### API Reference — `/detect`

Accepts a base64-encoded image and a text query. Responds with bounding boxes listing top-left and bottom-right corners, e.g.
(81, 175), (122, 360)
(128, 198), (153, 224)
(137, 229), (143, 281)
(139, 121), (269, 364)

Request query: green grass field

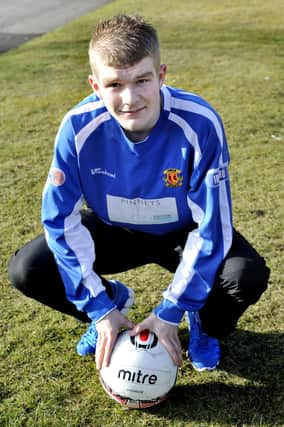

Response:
(0, 0), (283, 426)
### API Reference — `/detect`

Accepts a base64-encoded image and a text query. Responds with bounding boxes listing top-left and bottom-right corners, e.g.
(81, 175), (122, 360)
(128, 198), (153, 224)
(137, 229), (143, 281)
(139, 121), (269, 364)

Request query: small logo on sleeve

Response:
(48, 167), (66, 186)
(163, 168), (183, 187)
(206, 165), (229, 187)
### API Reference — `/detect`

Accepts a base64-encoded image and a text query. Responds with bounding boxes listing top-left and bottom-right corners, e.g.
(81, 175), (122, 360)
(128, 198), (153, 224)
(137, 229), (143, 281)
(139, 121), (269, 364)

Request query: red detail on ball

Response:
(139, 330), (150, 342)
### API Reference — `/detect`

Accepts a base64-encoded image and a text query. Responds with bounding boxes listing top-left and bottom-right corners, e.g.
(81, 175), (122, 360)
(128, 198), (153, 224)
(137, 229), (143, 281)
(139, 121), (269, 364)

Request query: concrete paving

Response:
(0, 0), (111, 52)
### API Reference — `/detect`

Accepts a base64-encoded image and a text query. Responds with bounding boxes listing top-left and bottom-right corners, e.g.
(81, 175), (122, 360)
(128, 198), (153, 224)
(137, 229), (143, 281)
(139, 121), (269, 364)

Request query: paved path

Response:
(0, 0), (111, 52)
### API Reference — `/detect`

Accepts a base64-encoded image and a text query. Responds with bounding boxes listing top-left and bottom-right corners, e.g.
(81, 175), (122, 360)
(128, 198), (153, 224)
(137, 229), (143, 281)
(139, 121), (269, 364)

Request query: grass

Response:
(0, 0), (283, 425)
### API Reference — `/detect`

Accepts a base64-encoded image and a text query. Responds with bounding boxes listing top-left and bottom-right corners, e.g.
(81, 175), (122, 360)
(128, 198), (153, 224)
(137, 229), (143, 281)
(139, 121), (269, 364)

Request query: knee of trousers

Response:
(8, 250), (36, 297)
(222, 255), (270, 305)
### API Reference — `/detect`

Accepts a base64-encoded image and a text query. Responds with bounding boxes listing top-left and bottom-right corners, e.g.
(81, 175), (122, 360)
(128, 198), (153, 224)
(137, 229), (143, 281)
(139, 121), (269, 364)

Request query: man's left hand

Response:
(129, 313), (182, 367)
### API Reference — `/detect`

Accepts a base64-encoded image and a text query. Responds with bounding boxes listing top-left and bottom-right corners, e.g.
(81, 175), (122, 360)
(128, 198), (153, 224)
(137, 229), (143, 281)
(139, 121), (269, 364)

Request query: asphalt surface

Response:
(0, 0), (111, 53)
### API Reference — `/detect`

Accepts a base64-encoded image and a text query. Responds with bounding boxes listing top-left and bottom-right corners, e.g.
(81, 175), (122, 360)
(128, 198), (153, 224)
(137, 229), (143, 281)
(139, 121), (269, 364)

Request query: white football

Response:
(99, 329), (178, 409)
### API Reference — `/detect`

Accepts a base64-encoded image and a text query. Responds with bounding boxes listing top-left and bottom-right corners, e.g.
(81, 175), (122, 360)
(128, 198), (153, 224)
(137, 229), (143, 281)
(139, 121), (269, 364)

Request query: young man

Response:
(8, 14), (269, 371)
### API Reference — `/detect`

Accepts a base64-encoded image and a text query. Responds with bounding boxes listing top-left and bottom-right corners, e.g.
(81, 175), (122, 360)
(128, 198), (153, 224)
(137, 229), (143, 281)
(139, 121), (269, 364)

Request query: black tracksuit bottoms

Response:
(8, 210), (270, 338)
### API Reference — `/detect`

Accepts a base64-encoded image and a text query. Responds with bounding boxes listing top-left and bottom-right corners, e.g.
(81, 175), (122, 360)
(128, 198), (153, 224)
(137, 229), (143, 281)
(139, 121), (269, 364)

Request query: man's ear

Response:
(159, 64), (167, 87)
(88, 74), (100, 97)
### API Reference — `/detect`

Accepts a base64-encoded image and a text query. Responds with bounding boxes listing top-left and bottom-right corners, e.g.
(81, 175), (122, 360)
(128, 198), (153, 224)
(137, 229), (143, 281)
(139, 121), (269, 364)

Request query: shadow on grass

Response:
(150, 329), (284, 426)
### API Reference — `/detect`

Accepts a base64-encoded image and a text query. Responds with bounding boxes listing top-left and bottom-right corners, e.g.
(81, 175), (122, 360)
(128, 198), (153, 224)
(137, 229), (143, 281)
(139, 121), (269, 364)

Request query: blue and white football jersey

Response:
(42, 85), (233, 323)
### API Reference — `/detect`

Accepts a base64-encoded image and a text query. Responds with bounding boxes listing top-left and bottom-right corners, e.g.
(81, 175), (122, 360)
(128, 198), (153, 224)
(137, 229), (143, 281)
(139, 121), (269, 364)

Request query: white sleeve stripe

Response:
(169, 112), (202, 168)
(163, 199), (205, 304)
(54, 100), (105, 148)
(64, 198), (104, 296)
(161, 85), (171, 111)
(171, 97), (225, 150)
(219, 180), (233, 257)
(75, 111), (111, 154)
(70, 100), (105, 116)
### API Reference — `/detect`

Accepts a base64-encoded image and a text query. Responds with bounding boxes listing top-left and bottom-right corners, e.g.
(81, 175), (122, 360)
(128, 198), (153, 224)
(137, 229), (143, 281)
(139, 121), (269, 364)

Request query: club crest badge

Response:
(48, 167), (66, 187)
(163, 168), (183, 187)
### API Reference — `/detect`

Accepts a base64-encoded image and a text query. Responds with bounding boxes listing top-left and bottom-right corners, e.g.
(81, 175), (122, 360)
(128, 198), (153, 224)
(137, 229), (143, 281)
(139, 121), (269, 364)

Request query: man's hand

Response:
(129, 313), (182, 367)
(95, 309), (135, 370)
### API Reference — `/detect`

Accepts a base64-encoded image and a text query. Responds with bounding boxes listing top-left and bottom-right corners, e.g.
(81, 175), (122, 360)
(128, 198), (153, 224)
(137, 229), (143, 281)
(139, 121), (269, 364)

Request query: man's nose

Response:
(121, 86), (137, 105)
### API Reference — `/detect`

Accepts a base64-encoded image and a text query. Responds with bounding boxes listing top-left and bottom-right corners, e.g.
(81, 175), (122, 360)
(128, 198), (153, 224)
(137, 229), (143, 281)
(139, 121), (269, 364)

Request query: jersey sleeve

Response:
(41, 115), (115, 322)
(154, 116), (233, 324)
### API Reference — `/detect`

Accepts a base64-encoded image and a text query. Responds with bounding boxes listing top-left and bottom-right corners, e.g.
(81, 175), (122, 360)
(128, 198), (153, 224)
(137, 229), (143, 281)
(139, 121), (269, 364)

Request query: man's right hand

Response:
(95, 309), (135, 370)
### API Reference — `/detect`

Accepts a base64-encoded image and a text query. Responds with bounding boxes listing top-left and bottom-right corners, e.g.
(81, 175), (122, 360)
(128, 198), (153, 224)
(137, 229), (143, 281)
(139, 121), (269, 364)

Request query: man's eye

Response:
(137, 79), (148, 84)
(108, 82), (121, 88)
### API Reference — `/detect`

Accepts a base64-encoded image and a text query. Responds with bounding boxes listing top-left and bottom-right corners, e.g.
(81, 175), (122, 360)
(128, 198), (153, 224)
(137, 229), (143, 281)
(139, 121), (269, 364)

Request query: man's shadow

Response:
(149, 329), (284, 426)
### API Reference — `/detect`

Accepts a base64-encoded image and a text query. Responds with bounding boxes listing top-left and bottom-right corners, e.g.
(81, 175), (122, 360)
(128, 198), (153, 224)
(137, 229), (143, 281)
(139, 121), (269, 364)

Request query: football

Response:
(99, 329), (178, 409)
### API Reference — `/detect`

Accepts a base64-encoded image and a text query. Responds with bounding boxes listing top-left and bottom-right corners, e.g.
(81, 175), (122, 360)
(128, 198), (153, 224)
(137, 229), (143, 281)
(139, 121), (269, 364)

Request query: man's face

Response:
(89, 56), (167, 141)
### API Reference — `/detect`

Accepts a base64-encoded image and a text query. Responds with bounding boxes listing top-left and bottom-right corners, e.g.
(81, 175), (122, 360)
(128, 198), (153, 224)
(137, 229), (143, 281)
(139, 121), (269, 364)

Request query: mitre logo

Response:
(163, 168), (183, 187)
(117, 369), (158, 385)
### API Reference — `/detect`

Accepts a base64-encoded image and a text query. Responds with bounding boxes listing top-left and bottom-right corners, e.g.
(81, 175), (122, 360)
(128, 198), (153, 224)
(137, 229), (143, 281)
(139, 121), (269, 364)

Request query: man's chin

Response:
(119, 120), (143, 132)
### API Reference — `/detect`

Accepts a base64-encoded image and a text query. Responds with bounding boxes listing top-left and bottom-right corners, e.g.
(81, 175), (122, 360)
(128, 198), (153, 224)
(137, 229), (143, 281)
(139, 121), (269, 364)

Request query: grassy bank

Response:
(0, 0), (283, 425)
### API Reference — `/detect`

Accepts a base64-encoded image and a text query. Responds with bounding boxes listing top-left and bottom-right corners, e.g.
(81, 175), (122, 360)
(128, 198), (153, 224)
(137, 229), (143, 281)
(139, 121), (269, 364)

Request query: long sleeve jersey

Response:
(42, 85), (233, 324)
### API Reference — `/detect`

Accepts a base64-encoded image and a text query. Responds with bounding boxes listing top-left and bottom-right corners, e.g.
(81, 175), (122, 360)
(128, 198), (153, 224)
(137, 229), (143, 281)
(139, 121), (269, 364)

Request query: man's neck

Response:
(123, 129), (150, 142)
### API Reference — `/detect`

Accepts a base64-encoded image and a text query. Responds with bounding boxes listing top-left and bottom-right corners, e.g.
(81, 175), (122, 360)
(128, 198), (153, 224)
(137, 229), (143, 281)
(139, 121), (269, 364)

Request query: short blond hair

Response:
(89, 14), (160, 75)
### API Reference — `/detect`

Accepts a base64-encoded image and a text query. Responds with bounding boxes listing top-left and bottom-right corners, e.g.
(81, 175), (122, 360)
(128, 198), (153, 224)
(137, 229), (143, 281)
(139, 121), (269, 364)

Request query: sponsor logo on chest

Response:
(91, 168), (116, 179)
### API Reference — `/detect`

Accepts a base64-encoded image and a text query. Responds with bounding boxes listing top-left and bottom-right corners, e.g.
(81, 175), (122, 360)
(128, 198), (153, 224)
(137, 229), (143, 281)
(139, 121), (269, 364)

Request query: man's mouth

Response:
(120, 106), (145, 114)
